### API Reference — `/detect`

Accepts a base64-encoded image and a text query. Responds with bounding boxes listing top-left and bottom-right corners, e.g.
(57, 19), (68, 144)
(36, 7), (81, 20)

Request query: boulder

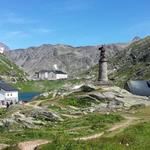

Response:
(107, 99), (124, 109)
(80, 85), (96, 92)
(89, 92), (106, 101)
(103, 92), (115, 99)
(31, 110), (63, 122)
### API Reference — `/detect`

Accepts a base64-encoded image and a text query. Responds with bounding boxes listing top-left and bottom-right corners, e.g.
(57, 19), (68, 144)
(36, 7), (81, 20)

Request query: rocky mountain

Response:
(109, 36), (150, 86)
(77, 36), (150, 87)
(6, 43), (128, 77)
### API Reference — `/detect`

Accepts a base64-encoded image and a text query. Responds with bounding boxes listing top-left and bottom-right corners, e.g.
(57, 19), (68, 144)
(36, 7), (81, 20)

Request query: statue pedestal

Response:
(95, 80), (112, 86)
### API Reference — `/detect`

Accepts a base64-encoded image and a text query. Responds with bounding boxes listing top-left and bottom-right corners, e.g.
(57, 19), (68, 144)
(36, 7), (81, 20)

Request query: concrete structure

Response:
(35, 70), (68, 80)
(0, 81), (18, 107)
(98, 45), (109, 85)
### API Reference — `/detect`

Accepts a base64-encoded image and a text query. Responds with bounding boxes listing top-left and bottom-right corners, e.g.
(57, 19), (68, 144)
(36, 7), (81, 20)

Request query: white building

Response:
(36, 70), (68, 80)
(0, 81), (18, 107)
(0, 47), (4, 54)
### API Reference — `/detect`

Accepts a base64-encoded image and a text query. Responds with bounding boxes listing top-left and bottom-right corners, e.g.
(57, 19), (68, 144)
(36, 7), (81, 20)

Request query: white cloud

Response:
(33, 28), (54, 34)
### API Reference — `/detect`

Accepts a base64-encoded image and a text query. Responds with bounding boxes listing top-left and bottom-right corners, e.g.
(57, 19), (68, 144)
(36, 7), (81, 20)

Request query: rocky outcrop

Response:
(0, 107), (62, 129)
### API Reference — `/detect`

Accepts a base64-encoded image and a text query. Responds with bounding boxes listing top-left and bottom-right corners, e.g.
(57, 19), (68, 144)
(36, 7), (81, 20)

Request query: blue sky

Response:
(0, 0), (150, 49)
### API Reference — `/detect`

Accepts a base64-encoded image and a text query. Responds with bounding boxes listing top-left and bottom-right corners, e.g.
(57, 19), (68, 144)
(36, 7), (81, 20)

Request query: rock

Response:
(71, 84), (84, 90)
(80, 85), (96, 92)
(130, 103), (145, 110)
(89, 90), (119, 101)
(89, 92), (106, 101)
(17, 117), (45, 128)
(107, 99), (124, 109)
(31, 110), (63, 122)
(85, 103), (108, 113)
(103, 92), (115, 99)
(2, 118), (17, 128)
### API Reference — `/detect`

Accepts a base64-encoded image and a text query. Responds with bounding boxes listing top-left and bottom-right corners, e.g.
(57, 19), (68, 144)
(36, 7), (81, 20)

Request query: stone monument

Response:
(98, 45), (109, 85)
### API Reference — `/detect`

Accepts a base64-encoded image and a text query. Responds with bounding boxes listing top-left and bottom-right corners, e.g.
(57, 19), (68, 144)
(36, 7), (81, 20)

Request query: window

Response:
(7, 93), (9, 96)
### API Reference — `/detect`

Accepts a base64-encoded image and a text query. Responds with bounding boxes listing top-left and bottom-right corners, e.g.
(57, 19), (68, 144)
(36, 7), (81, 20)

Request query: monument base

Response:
(95, 80), (112, 86)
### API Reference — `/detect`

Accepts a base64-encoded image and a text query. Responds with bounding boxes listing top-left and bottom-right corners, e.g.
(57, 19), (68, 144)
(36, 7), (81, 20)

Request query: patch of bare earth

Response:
(18, 140), (50, 150)
(74, 132), (104, 141)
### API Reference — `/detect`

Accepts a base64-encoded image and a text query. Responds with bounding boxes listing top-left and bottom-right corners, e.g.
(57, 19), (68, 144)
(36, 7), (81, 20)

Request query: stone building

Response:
(35, 70), (68, 80)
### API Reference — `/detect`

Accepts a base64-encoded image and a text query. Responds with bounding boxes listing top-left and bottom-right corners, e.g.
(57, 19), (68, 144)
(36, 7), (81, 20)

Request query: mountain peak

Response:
(0, 42), (10, 53)
(132, 36), (141, 42)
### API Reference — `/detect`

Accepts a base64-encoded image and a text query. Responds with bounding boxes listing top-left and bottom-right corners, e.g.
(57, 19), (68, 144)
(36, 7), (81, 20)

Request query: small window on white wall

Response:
(7, 93), (9, 96)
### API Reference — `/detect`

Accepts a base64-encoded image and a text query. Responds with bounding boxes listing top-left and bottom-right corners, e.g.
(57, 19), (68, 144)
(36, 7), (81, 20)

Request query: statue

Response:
(98, 45), (109, 85)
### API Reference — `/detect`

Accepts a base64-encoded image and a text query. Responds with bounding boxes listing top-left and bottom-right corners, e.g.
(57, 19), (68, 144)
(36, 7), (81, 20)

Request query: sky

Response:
(0, 0), (150, 49)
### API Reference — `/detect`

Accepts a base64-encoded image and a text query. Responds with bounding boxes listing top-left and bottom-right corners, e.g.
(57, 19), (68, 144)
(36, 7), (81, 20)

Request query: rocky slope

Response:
(79, 36), (150, 86)
(0, 54), (26, 82)
(109, 36), (150, 86)
(6, 43), (128, 77)
(1, 84), (149, 131)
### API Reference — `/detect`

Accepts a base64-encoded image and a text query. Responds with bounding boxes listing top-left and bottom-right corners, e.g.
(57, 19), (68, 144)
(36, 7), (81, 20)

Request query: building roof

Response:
(126, 80), (150, 96)
(0, 81), (18, 92)
(54, 70), (67, 74)
(37, 70), (67, 74)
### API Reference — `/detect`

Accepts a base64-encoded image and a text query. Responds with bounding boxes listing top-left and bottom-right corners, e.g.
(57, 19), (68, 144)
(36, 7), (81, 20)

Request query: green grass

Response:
(12, 78), (84, 92)
(39, 121), (150, 150)
(0, 113), (123, 145)
(0, 108), (7, 117)
(60, 95), (95, 108)
(12, 80), (65, 92)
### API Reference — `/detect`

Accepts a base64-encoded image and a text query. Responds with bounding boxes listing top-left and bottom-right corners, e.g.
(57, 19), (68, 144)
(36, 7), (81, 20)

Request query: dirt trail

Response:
(105, 116), (139, 137)
(26, 98), (65, 110)
(74, 116), (139, 141)
(18, 140), (50, 150)
(107, 116), (137, 132)
(61, 114), (80, 118)
(25, 99), (47, 107)
(74, 132), (104, 141)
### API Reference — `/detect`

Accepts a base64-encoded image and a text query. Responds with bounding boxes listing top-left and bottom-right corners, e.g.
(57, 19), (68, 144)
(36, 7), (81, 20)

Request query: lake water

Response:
(19, 92), (41, 102)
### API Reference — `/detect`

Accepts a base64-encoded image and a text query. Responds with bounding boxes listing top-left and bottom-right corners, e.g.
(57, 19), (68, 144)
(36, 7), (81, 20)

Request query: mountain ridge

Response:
(6, 42), (129, 77)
